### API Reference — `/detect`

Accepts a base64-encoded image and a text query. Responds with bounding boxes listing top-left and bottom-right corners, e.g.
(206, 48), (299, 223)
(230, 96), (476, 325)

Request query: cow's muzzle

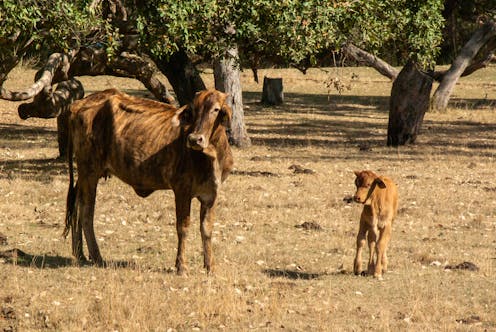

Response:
(187, 133), (208, 150)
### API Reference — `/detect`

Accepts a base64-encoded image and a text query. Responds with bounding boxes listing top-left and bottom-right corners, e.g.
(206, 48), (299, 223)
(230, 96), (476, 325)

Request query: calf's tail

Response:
(62, 128), (77, 238)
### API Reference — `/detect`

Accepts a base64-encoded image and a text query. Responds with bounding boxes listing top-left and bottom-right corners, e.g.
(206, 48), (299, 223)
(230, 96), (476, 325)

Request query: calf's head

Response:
(173, 89), (232, 151)
(353, 170), (386, 204)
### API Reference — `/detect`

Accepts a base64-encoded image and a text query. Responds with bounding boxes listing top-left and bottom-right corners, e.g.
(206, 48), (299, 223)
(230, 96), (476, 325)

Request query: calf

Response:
(62, 89), (233, 275)
(352, 170), (398, 279)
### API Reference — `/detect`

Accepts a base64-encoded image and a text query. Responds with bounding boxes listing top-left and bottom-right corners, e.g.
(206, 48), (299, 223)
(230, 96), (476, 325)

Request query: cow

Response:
(352, 170), (398, 279)
(62, 88), (233, 275)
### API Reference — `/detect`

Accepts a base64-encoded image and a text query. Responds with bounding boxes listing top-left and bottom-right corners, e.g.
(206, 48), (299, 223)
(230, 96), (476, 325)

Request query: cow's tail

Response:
(62, 128), (77, 238)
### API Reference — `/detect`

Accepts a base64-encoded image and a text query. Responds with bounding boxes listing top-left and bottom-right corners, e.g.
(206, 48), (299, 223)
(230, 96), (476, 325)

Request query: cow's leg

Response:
(79, 178), (103, 266)
(71, 184), (86, 263)
(199, 198), (216, 273)
(353, 218), (367, 275)
(174, 192), (192, 275)
(367, 226), (378, 276)
(374, 223), (392, 278)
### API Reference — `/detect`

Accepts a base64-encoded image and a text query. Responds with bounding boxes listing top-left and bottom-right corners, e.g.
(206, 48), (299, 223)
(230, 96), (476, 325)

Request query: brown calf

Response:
(63, 89), (233, 275)
(352, 170), (398, 279)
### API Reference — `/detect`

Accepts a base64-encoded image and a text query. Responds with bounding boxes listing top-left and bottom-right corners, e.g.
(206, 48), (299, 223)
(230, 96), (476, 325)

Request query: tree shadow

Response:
(0, 248), (73, 268)
(263, 268), (323, 280)
(0, 123), (57, 147)
(0, 248), (158, 271)
(241, 91), (496, 158)
(0, 157), (67, 182)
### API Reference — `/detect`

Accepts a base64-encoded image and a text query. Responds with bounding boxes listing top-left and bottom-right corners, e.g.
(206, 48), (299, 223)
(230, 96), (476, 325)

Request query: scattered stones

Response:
(288, 164), (315, 174)
(343, 195), (354, 204)
(295, 221), (322, 231)
(456, 315), (481, 325)
(445, 261), (479, 271)
(0, 232), (7, 246)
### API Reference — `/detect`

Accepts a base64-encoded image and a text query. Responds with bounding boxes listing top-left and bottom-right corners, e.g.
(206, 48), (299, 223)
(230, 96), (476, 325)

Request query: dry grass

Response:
(1, 65), (495, 331)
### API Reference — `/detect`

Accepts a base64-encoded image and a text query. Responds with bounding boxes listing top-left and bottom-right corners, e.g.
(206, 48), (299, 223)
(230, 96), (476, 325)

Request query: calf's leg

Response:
(174, 192), (192, 275)
(200, 199), (216, 273)
(353, 218), (367, 275)
(374, 223), (392, 278)
(367, 226), (378, 276)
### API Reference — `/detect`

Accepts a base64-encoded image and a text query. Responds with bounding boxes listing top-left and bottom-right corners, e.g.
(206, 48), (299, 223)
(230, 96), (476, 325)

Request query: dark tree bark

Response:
(153, 49), (206, 105)
(261, 77), (284, 105)
(432, 20), (496, 111)
(387, 61), (433, 146)
(214, 46), (251, 148)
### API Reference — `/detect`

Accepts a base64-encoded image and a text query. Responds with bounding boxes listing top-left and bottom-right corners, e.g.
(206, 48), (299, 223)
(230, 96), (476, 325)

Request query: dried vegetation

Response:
(0, 65), (495, 331)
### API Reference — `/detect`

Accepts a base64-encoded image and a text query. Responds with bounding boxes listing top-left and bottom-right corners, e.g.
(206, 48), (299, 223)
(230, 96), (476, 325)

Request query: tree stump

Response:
(261, 77), (283, 105)
(387, 61), (433, 146)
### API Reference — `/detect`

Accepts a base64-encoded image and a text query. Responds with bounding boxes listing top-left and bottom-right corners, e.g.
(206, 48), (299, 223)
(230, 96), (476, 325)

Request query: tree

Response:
(343, 1), (496, 144)
(4, 0), (480, 150)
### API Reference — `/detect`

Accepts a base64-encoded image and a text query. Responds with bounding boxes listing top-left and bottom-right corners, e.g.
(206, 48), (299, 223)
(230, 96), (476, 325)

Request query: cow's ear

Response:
(375, 178), (386, 189)
(353, 170), (361, 177)
(172, 104), (192, 127)
(220, 102), (232, 127)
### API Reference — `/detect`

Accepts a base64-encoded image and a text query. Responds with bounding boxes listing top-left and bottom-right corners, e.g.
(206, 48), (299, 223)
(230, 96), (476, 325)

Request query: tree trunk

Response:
(214, 46), (251, 148)
(154, 49), (206, 105)
(432, 20), (496, 111)
(387, 61), (433, 146)
(261, 77), (284, 105)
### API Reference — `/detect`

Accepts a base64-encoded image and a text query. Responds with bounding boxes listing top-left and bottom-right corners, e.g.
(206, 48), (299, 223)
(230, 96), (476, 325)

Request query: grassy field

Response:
(0, 65), (495, 331)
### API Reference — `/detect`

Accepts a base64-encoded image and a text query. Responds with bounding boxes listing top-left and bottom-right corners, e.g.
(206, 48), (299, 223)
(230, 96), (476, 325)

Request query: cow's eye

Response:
(213, 107), (220, 113)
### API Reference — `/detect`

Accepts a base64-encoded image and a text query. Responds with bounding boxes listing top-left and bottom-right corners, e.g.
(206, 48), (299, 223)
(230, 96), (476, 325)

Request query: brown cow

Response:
(352, 170), (398, 279)
(62, 88), (233, 275)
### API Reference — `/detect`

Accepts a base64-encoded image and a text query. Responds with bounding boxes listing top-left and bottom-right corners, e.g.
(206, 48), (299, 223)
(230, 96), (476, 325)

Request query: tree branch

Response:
(18, 79), (84, 119)
(341, 43), (399, 80)
(432, 37), (496, 81)
(0, 53), (70, 101)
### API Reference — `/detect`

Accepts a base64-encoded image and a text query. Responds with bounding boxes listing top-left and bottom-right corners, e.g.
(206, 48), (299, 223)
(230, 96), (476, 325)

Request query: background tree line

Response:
(0, 0), (494, 152)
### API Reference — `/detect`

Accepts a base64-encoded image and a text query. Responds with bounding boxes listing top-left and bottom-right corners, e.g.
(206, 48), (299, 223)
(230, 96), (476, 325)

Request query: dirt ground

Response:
(0, 65), (495, 331)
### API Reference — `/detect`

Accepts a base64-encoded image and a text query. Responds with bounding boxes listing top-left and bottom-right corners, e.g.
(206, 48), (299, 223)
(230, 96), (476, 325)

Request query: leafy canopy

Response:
(134, 0), (445, 68)
(1, 0), (445, 69)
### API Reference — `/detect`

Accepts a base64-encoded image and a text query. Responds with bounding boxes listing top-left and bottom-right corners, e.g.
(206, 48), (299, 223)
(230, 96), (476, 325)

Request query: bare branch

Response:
(342, 43), (399, 80)
(111, 52), (175, 104)
(432, 37), (496, 81)
(18, 79), (84, 119)
(0, 53), (70, 101)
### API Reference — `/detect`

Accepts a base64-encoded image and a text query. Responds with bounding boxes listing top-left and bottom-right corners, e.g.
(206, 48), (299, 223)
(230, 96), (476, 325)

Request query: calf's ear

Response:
(353, 170), (361, 177)
(172, 104), (192, 127)
(375, 178), (387, 189)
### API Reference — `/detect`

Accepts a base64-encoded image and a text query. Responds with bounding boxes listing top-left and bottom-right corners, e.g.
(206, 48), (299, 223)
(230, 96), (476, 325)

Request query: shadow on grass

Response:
(263, 268), (323, 280)
(0, 248), (155, 271)
(0, 157), (66, 182)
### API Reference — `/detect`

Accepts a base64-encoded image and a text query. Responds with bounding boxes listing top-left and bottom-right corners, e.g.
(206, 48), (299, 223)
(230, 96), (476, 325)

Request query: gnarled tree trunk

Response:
(214, 46), (251, 148)
(154, 49), (206, 106)
(387, 61), (433, 146)
(432, 20), (496, 111)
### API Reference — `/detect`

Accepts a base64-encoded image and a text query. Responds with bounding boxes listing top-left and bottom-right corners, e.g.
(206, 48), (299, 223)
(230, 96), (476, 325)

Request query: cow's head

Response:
(353, 170), (386, 204)
(173, 89), (232, 151)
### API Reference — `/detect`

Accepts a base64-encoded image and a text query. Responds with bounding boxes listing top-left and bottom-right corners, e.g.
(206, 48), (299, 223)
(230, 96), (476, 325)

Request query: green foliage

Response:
(345, 0), (445, 68)
(134, 0), (445, 69)
(0, 0), (101, 57)
(0, 0), (448, 70)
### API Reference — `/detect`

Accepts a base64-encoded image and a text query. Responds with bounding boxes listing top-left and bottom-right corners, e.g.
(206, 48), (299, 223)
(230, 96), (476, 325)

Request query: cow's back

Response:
(69, 90), (183, 190)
